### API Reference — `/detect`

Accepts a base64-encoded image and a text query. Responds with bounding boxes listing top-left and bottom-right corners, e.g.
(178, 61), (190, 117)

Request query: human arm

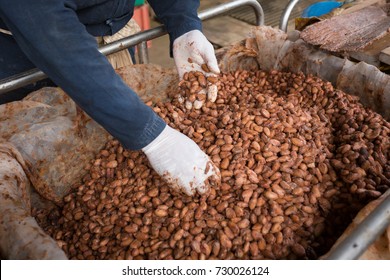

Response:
(0, 0), (165, 150)
(0, 0), (219, 194)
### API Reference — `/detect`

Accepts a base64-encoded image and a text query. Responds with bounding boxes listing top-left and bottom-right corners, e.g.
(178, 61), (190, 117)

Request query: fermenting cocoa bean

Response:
(38, 69), (389, 261)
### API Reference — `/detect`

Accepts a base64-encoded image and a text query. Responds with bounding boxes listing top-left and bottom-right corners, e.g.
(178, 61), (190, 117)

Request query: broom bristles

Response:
(97, 19), (142, 69)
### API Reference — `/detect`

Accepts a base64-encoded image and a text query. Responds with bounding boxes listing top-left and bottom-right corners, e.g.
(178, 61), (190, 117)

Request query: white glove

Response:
(142, 125), (220, 195)
(173, 30), (220, 79)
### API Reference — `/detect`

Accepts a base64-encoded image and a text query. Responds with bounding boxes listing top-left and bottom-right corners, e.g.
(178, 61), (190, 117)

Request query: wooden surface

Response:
(300, 6), (390, 52)
(350, 33), (390, 66)
(342, 0), (386, 14)
(203, 16), (254, 47)
(379, 47), (390, 65)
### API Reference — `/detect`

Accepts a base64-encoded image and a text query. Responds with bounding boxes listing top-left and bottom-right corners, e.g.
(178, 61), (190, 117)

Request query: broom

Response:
(96, 19), (141, 69)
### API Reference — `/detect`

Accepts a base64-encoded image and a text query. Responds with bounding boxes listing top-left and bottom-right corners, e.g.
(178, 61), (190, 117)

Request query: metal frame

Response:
(0, 0), (264, 94)
(279, 0), (300, 32)
(279, 0), (357, 32)
(325, 194), (390, 260)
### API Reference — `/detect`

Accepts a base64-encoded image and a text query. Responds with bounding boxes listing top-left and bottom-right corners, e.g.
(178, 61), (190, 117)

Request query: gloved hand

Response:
(173, 30), (220, 78)
(142, 125), (221, 195)
(173, 30), (220, 106)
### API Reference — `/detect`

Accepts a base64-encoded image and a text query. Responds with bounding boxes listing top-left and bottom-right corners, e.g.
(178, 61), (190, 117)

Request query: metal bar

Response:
(0, 0), (264, 94)
(137, 41), (149, 64)
(279, 0), (300, 32)
(0, 28), (12, 35)
(0, 69), (47, 94)
(98, 27), (166, 58)
(325, 194), (390, 260)
(199, 0), (264, 26)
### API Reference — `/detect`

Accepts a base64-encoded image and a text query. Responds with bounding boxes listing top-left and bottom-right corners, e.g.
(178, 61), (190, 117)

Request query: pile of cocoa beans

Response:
(37, 70), (390, 260)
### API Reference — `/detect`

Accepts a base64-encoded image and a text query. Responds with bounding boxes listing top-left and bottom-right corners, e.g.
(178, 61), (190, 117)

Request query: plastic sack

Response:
(0, 87), (111, 205)
(0, 143), (67, 259)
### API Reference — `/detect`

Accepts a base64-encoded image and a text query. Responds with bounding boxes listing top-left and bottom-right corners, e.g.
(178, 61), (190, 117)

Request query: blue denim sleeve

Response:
(0, 0), (165, 150)
(147, 0), (202, 55)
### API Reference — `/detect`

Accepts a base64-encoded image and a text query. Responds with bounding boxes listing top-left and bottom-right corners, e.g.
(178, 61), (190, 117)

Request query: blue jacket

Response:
(0, 0), (202, 149)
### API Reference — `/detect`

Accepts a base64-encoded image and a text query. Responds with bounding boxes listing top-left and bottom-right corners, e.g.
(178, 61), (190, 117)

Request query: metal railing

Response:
(325, 194), (390, 260)
(0, 0), (264, 95)
(279, 0), (300, 32)
(279, 0), (356, 32)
